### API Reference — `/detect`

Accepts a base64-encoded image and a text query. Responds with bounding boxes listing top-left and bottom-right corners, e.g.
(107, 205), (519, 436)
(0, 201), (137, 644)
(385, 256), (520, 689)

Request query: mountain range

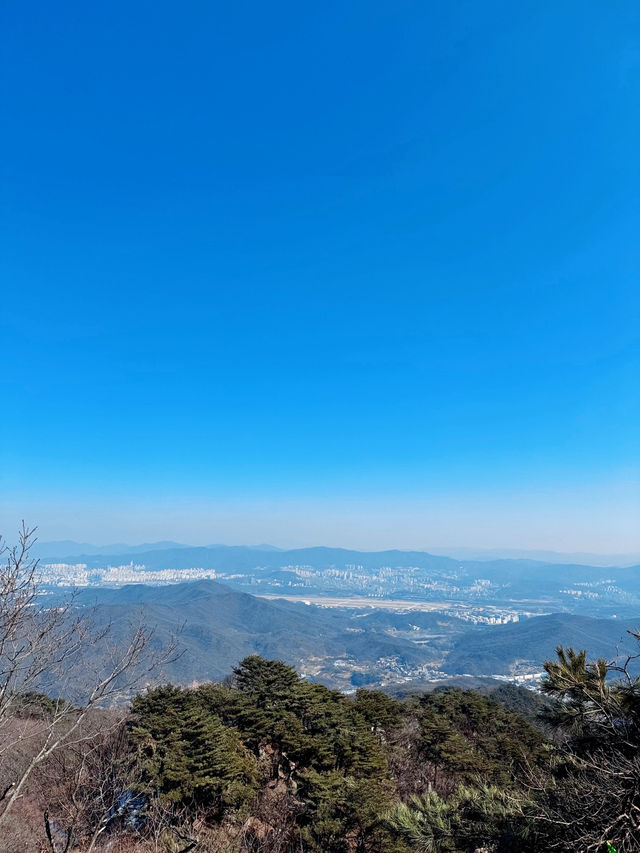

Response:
(36, 542), (640, 585)
(36, 541), (640, 626)
(34, 540), (640, 569)
(68, 579), (640, 691)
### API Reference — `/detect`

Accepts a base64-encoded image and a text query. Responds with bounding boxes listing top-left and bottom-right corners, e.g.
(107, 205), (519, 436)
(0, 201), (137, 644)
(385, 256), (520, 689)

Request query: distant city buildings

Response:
(40, 561), (218, 586)
(40, 560), (528, 627)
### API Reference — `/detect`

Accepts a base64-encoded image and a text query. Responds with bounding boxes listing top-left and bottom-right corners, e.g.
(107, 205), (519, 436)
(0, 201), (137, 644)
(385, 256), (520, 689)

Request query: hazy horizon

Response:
(6, 486), (639, 558)
(24, 532), (640, 569)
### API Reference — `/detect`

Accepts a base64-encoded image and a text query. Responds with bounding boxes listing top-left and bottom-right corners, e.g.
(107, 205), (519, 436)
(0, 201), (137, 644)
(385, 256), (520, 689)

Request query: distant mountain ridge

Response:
(33, 540), (283, 559)
(40, 544), (461, 572)
(430, 546), (640, 568)
(35, 542), (640, 628)
(33, 540), (190, 558)
(35, 541), (638, 574)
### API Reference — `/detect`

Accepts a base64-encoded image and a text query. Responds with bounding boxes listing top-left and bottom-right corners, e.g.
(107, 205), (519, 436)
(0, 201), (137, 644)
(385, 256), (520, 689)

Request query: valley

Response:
(58, 573), (640, 694)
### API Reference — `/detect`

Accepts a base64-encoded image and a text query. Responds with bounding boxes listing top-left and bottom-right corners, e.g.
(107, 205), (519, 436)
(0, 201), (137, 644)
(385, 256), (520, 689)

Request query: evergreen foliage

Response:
(17, 641), (640, 852)
(529, 638), (640, 851)
(128, 657), (556, 852)
(132, 658), (405, 851)
(415, 689), (549, 790)
(131, 685), (257, 813)
(390, 783), (535, 853)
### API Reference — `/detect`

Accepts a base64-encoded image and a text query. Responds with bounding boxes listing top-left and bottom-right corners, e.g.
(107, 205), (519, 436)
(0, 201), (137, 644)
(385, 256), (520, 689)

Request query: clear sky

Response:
(1, 1), (639, 552)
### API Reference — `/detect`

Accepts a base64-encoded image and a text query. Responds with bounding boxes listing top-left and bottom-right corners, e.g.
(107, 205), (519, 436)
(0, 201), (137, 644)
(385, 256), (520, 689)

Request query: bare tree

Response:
(0, 524), (179, 832)
(239, 791), (305, 853)
(138, 799), (203, 853)
(33, 711), (139, 853)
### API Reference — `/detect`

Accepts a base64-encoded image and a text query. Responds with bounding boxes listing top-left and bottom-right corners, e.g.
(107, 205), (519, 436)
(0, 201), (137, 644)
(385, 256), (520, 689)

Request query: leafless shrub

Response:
(0, 524), (179, 832)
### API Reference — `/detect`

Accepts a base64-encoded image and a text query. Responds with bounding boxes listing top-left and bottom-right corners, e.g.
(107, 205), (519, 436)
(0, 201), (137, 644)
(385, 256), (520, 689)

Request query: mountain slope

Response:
(74, 580), (434, 685)
(445, 613), (640, 675)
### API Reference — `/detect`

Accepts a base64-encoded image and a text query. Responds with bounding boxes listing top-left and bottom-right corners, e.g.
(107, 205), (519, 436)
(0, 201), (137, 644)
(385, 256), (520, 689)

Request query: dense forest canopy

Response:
(1, 645), (639, 852)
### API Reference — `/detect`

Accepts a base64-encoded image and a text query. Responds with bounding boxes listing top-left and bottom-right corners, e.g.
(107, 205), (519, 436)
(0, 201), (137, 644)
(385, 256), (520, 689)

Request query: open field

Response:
(254, 593), (463, 611)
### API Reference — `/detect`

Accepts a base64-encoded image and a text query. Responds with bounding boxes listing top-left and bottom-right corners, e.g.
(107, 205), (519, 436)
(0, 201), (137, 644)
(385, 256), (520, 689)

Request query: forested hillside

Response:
(2, 647), (639, 852)
(66, 580), (640, 690)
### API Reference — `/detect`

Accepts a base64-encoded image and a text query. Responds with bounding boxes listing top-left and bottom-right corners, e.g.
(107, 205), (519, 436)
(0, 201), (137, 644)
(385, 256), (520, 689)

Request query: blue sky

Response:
(1, 1), (638, 551)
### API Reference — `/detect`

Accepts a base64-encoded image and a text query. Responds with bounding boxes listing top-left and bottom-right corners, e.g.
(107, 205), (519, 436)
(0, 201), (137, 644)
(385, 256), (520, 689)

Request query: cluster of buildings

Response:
(40, 561), (219, 586)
